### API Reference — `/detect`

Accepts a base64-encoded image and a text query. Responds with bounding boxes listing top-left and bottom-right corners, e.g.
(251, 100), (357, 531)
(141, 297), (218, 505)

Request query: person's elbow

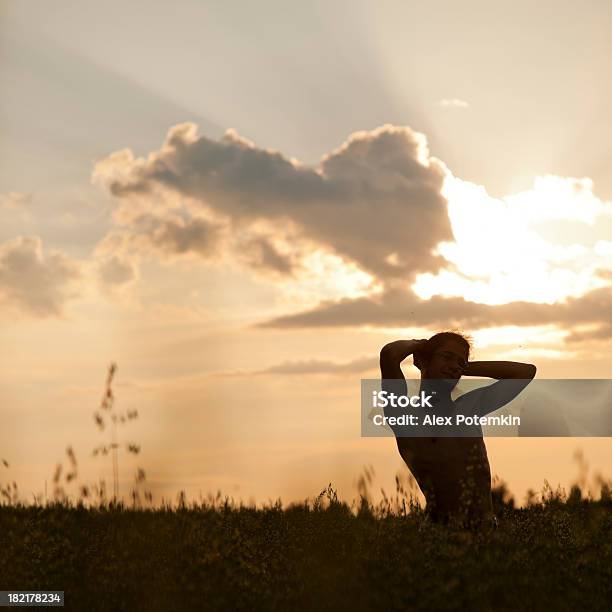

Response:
(523, 363), (537, 379)
(380, 343), (399, 363)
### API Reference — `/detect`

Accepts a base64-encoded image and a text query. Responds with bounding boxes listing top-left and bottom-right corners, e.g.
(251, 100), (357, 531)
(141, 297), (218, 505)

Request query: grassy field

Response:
(1, 483), (610, 611)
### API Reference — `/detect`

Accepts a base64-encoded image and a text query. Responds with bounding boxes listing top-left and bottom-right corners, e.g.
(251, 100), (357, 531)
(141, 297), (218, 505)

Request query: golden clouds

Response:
(0, 236), (81, 317)
(93, 122), (453, 284)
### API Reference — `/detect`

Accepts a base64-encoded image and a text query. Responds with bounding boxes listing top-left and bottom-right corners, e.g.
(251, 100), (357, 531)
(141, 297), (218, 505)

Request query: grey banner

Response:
(361, 379), (612, 437)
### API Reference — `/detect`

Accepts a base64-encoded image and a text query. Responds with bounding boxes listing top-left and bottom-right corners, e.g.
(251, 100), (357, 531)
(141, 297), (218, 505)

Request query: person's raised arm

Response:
(379, 339), (426, 397)
(379, 340), (426, 432)
(458, 360), (537, 417)
(463, 361), (536, 380)
(379, 339), (427, 377)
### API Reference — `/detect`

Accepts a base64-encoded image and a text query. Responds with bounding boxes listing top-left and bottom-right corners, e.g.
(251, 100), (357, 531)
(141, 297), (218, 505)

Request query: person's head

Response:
(414, 331), (471, 387)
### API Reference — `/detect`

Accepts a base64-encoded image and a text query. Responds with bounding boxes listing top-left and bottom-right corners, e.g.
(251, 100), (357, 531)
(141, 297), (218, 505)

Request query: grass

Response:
(0, 483), (610, 611)
(2, 365), (610, 609)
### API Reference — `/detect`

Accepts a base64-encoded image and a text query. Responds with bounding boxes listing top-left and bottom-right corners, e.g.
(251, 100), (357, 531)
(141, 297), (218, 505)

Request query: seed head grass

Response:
(1, 365), (610, 609)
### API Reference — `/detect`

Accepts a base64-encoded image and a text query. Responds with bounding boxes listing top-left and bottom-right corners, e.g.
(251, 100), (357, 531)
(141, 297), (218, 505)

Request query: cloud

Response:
(234, 233), (302, 278)
(93, 122), (453, 283)
(257, 284), (612, 342)
(141, 215), (224, 259)
(595, 268), (612, 280)
(94, 210), (226, 265)
(220, 355), (378, 376)
(0, 192), (31, 209)
(437, 98), (469, 108)
(565, 324), (612, 343)
(92, 122), (612, 340)
(0, 236), (81, 317)
(256, 286), (538, 329)
(96, 254), (136, 288)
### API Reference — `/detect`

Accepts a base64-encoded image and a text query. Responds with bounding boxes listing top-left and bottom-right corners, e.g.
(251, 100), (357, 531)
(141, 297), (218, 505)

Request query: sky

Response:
(1, 0), (611, 506)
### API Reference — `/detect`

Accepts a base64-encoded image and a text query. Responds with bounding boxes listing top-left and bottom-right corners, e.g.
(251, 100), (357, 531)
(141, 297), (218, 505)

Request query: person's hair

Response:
(414, 331), (472, 370)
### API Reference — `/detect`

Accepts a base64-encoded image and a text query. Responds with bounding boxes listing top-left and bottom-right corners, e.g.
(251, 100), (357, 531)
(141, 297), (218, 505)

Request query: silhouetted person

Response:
(379, 332), (536, 526)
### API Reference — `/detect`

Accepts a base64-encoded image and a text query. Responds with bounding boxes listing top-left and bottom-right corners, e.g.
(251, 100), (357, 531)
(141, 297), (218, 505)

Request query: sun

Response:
(412, 173), (610, 306)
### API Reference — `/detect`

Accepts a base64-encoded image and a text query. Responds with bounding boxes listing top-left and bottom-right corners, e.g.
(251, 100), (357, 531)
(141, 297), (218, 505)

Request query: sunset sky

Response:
(1, 1), (611, 505)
